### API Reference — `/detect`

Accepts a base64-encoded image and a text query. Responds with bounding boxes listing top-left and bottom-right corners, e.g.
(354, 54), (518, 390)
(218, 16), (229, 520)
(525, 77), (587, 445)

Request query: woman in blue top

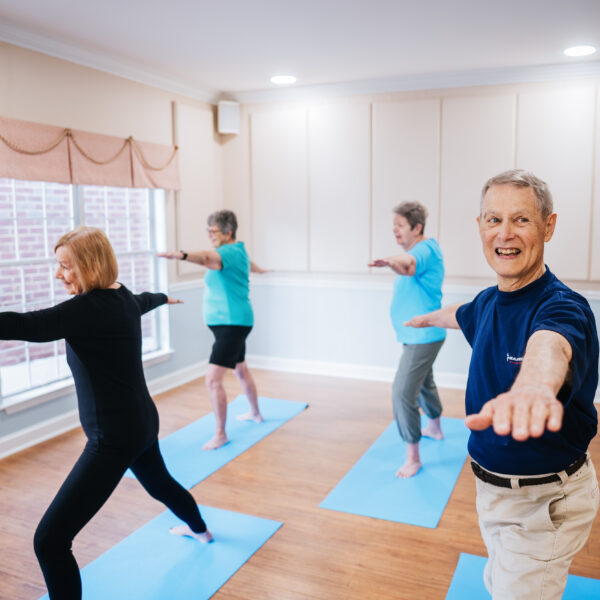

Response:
(370, 202), (446, 478)
(0, 227), (211, 600)
(159, 210), (266, 450)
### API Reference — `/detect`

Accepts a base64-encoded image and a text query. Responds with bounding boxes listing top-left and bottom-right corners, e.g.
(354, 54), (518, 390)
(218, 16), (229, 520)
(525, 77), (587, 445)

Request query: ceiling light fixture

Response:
(563, 45), (596, 57)
(270, 75), (297, 85)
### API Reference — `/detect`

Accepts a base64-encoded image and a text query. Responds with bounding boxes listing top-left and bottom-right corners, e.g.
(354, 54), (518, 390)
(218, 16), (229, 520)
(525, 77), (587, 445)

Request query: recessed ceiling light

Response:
(270, 75), (297, 85)
(564, 45), (596, 57)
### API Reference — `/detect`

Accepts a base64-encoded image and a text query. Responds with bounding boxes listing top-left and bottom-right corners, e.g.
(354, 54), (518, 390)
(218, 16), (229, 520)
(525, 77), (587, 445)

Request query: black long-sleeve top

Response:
(0, 286), (168, 447)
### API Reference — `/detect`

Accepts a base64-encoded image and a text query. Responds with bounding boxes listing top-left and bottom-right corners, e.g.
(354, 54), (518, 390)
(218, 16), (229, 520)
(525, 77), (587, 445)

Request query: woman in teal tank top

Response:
(158, 210), (268, 450)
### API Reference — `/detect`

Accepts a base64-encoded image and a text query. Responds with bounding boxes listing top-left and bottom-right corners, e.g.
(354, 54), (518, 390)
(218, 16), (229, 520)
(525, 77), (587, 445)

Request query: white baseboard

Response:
(247, 353), (468, 389)
(0, 360), (209, 460)
(0, 409), (80, 460)
(146, 360), (208, 396)
(247, 354), (396, 382)
(434, 372), (469, 390)
(248, 355), (600, 403)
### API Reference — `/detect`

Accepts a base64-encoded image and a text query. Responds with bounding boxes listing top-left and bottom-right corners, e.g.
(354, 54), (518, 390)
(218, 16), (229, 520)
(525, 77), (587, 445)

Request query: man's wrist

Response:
(510, 381), (556, 396)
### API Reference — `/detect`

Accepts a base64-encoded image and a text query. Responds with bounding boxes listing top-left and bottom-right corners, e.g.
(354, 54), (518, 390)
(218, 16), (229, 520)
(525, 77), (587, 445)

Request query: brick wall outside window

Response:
(0, 179), (166, 400)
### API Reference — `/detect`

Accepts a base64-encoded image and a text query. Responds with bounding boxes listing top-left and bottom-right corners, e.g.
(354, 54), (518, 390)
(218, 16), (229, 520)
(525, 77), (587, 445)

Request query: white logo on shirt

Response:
(506, 353), (523, 365)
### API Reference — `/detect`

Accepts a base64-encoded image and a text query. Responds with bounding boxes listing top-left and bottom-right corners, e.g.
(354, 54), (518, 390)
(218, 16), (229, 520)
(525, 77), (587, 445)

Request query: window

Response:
(0, 178), (168, 405)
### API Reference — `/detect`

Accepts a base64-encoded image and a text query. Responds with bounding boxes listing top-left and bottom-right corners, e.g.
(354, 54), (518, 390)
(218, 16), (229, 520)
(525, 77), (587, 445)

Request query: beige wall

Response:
(0, 42), (176, 143)
(0, 42), (222, 285)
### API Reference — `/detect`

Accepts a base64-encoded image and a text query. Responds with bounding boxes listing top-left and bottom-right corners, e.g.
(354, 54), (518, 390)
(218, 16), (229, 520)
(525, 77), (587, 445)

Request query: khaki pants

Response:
(475, 455), (599, 600)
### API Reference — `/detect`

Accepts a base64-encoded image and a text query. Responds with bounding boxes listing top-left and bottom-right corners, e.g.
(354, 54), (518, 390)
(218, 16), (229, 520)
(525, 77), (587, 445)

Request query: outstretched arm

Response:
(134, 292), (169, 315)
(404, 302), (462, 330)
(250, 261), (271, 274)
(369, 254), (416, 276)
(465, 330), (570, 440)
(133, 293), (182, 314)
(157, 250), (222, 270)
(0, 303), (74, 342)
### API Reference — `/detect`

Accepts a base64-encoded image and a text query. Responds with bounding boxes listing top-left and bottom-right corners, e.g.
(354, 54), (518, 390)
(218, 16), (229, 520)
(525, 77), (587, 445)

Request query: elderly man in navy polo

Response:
(406, 169), (599, 600)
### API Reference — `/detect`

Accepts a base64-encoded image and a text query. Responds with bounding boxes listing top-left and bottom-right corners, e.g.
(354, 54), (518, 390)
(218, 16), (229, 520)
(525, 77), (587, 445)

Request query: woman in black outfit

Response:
(0, 227), (211, 600)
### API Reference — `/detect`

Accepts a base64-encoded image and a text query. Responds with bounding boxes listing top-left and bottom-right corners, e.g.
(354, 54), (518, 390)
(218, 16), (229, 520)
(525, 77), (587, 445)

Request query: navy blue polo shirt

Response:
(456, 268), (598, 475)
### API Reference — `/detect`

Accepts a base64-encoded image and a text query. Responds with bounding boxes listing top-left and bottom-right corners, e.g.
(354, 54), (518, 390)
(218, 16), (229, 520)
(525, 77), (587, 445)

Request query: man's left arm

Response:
(465, 330), (571, 441)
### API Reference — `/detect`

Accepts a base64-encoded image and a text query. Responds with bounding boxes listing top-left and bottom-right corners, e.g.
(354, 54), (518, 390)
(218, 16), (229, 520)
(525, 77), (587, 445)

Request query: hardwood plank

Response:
(1, 370), (598, 599)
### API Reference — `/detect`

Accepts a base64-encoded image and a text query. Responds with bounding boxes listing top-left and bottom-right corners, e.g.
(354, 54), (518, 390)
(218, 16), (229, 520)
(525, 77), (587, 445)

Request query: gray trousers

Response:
(392, 340), (444, 444)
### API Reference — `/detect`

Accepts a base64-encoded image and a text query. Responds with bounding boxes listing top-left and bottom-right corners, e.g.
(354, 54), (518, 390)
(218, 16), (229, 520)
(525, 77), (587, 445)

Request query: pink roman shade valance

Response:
(0, 116), (180, 190)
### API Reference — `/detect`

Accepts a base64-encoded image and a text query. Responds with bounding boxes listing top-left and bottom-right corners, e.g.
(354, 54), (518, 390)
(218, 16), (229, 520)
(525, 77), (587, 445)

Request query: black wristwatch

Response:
(180, 251), (188, 261)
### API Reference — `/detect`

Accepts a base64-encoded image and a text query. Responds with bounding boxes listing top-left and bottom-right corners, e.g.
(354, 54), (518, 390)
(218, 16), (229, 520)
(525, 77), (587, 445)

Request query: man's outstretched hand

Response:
(465, 383), (563, 441)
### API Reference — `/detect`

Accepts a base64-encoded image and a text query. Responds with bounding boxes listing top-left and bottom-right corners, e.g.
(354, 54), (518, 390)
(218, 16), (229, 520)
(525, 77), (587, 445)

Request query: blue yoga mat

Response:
(126, 396), (308, 489)
(320, 416), (469, 528)
(446, 553), (600, 599)
(39, 505), (282, 600)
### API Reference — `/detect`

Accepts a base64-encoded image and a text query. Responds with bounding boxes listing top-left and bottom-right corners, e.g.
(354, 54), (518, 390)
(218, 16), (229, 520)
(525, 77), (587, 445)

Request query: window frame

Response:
(0, 180), (172, 413)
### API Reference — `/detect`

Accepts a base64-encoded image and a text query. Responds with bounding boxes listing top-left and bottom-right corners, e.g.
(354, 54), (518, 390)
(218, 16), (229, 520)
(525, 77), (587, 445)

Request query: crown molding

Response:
(0, 22), (220, 103)
(229, 60), (600, 105)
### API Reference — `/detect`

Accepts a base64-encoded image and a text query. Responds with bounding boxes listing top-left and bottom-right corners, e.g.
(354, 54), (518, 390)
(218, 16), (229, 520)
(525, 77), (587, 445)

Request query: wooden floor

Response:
(1, 370), (599, 600)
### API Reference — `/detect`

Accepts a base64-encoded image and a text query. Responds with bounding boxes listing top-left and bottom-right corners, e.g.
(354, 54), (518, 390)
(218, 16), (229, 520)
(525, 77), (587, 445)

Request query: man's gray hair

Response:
(207, 210), (238, 239)
(481, 169), (553, 219)
(393, 201), (428, 234)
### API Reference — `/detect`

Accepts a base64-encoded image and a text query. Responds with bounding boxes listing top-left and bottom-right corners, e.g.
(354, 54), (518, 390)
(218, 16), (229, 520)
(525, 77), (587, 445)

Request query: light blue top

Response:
(203, 241), (254, 326)
(390, 238), (446, 344)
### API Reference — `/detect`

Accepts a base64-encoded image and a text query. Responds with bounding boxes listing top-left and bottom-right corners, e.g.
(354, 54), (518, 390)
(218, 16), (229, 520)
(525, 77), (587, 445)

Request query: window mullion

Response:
(73, 185), (83, 226)
(103, 186), (109, 234)
(22, 259), (32, 391)
(11, 180), (20, 259)
(41, 182), (49, 258)
(126, 188), (132, 251)
(149, 190), (158, 290)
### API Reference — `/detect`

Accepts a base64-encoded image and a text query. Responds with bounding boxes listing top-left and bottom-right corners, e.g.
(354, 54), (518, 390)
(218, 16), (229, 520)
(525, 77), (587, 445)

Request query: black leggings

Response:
(33, 438), (206, 600)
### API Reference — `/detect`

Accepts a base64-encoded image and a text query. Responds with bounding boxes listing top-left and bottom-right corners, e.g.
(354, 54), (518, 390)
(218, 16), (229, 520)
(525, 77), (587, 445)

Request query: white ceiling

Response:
(0, 0), (599, 103)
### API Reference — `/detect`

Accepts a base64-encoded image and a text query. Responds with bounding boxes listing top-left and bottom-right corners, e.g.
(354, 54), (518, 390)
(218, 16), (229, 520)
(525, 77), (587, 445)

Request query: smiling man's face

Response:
(477, 183), (557, 292)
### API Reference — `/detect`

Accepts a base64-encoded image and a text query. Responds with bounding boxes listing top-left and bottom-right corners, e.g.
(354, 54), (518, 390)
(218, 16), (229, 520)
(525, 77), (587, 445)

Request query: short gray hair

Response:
(481, 169), (553, 219)
(207, 210), (238, 239)
(394, 201), (428, 234)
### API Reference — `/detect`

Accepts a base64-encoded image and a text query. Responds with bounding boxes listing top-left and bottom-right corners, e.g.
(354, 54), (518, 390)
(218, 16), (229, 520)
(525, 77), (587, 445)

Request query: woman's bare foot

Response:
(202, 434), (229, 450)
(169, 524), (213, 543)
(421, 417), (444, 440)
(235, 411), (264, 423)
(396, 442), (422, 478)
(395, 459), (422, 478)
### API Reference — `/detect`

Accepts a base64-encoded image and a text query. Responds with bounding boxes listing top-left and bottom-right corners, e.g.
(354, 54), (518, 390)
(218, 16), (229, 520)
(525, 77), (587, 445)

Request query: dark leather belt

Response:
(471, 454), (587, 488)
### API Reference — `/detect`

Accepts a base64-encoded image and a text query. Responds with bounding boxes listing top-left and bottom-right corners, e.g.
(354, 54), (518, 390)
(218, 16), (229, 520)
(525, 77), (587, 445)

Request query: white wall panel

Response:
(440, 94), (516, 278)
(251, 109), (308, 270)
(175, 103), (221, 277)
(592, 88), (600, 281)
(308, 104), (370, 272)
(372, 99), (440, 262)
(518, 87), (596, 281)
(222, 105), (252, 246)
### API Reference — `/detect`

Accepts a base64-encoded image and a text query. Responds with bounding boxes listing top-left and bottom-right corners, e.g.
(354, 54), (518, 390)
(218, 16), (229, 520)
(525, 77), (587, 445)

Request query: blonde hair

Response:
(55, 227), (118, 293)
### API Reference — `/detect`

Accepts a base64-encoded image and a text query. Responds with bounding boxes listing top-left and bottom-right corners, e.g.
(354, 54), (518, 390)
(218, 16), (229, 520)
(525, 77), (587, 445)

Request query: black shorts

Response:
(208, 325), (252, 369)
